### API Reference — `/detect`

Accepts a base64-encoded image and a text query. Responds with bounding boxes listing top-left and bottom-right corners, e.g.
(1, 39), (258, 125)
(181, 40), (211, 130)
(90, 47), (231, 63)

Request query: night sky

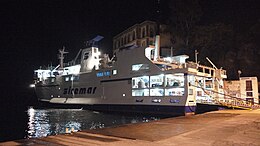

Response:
(0, 0), (259, 105)
(0, 0), (259, 141)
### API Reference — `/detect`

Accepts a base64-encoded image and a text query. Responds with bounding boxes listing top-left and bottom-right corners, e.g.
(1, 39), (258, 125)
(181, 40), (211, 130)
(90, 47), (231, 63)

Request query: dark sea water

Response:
(0, 104), (163, 142)
(0, 86), (169, 142)
(26, 107), (161, 139)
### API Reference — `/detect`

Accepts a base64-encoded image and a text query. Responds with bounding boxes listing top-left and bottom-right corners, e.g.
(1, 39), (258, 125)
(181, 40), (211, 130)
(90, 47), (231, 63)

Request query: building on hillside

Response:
(224, 77), (259, 104)
(112, 20), (173, 56)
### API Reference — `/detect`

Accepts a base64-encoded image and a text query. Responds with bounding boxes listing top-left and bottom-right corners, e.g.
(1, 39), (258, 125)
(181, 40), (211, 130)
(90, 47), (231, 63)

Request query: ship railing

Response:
(193, 81), (260, 110)
(196, 99), (218, 104)
(153, 60), (227, 76)
(205, 94), (260, 110)
(153, 60), (197, 71)
(186, 62), (198, 69)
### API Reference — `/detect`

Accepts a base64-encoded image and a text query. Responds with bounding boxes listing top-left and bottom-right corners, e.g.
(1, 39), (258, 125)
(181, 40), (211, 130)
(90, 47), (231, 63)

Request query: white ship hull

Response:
(33, 41), (226, 116)
(35, 72), (196, 116)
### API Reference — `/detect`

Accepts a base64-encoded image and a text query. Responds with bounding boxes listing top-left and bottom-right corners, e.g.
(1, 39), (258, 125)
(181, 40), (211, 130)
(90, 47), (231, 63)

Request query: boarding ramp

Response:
(194, 57), (260, 110)
(195, 84), (260, 110)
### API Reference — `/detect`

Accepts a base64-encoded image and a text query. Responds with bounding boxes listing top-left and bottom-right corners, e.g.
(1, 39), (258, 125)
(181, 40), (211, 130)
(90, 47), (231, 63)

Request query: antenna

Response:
(73, 49), (82, 65)
(58, 46), (69, 69)
(195, 50), (199, 64)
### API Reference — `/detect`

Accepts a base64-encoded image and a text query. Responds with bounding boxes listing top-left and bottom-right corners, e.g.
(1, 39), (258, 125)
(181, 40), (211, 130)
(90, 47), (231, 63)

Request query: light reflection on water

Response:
(26, 107), (161, 138)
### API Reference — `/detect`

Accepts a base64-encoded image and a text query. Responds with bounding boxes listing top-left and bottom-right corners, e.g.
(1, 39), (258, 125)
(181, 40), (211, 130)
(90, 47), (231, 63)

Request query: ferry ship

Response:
(32, 35), (227, 116)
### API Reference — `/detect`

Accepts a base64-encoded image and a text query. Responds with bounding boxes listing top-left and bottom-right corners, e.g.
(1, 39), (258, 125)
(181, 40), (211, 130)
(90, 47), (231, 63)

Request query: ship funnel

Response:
(154, 35), (160, 61)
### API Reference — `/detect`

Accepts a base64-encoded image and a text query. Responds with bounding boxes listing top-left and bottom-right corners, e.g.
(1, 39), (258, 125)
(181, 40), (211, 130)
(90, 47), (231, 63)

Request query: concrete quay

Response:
(1, 109), (260, 146)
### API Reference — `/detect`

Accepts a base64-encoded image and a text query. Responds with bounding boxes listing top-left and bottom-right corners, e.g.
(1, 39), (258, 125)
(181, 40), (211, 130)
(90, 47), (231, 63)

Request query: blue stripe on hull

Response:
(37, 101), (196, 116)
(185, 106), (196, 113)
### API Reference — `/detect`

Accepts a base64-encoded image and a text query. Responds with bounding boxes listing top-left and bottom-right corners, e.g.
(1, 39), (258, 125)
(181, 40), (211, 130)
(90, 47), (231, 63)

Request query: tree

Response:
(168, 0), (202, 52)
(191, 23), (234, 65)
(235, 20), (260, 79)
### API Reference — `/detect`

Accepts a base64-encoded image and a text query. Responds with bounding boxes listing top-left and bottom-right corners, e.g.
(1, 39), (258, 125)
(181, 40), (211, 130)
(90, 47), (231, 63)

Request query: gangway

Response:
(194, 57), (260, 110)
(193, 82), (260, 110)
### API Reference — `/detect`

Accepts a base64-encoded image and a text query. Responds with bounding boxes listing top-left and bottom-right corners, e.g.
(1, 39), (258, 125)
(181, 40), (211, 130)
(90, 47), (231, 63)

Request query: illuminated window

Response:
(205, 79), (213, 88)
(132, 89), (149, 96)
(197, 77), (204, 87)
(132, 64), (149, 71)
(112, 70), (117, 75)
(150, 74), (164, 87)
(96, 72), (103, 77)
(165, 74), (184, 87)
(132, 76), (149, 88)
(65, 77), (70, 81)
(104, 71), (110, 76)
(188, 75), (195, 86)
(165, 88), (184, 96)
(150, 89), (164, 96)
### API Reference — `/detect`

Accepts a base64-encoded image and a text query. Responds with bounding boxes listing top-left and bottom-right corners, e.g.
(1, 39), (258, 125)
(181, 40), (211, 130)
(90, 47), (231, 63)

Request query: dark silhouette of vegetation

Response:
(167, 0), (260, 79)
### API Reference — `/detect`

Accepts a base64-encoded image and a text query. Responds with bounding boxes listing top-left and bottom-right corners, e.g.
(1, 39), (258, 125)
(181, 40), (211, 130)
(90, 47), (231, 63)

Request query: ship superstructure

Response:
(33, 36), (227, 116)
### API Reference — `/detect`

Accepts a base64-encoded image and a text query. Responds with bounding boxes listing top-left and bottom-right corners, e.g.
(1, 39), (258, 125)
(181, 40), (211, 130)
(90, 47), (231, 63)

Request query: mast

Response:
(195, 50), (199, 64)
(58, 46), (68, 69)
